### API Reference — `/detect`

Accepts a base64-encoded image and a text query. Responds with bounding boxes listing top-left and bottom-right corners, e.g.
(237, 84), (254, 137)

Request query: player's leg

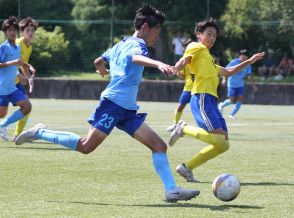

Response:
(0, 98), (9, 141)
(15, 98), (117, 153)
(219, 87), (237, 113)
(229, 87), (244, 119)
(118, 112), (199, 202)
(13, 83), (31, 140)
(133, 122), (199, 202)
(167, 91), (191, 132)
(169, 94), (229, 180)
(0, 89), (31, 128)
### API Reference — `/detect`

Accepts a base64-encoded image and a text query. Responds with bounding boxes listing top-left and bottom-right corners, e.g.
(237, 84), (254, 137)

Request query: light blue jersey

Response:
(100, 36), (148, 110)
(0, 40), (20, 95)
(226, 58), (252, 88)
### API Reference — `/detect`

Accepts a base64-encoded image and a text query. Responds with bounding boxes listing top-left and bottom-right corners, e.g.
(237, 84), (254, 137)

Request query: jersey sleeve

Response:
(101, 48), (112, 62)
(183, 43), (202, 61)
(215, 64), (222, 74)
(130, 42), (148, 57)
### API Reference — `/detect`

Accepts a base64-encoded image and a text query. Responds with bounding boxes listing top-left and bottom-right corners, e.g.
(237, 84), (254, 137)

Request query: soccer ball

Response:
(212, 174), (241, 202)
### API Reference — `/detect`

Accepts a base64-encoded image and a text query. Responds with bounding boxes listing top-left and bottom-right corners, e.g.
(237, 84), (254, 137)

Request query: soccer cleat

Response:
(165, 186), (200, 203)
(166, 123), (177, 132)
(0, 126), (9, 141)
(218, 103), (224, 113)
(176, 163), (198, 183)
(168, 120), (186, 147)
(15, 123), (46, 145)
(228, 115), (236, 120)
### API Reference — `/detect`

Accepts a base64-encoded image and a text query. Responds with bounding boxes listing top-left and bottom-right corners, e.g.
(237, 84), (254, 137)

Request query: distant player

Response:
(15, 5), (199, 202)
(0, 16), (31, 141)
(218, 49), (257, 119)
(166, 39), (194, 133)
(168, 18), (264, 182)
(13, 17), (38, 141)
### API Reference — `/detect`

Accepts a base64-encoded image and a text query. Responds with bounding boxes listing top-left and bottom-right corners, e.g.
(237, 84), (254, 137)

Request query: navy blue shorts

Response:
(0, 89), (28, 106)
(179, 91), (192, 105)
(88, 98), (147, 136)
(190, 93), (227, 132)
(227, 87), (244, 97)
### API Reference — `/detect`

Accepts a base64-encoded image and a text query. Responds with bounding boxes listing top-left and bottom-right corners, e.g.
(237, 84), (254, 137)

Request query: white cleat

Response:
(165, 186), (200, 203)
(166, 123), (177, 132)
(168, 120), (186, 147)
(176, 163), (198, 183)
(15, 123), (46, 145)
(228, 115), (236, 120)
(0, 126), (9, 141)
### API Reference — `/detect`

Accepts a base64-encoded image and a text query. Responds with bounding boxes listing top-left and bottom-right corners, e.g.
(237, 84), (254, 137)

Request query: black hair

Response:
(195, 17), (219, 34)
(134, 5), (165, 30)
(1, 16), (18, 31)
(239, 49), (250, 57)
(19, 17), (38, 31)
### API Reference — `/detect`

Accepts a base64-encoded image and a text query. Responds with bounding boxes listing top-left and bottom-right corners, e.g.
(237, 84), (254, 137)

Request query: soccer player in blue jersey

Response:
(0, 16), (31, 141)
(15, 5), (200, 203)
(218, 49), (257, 119)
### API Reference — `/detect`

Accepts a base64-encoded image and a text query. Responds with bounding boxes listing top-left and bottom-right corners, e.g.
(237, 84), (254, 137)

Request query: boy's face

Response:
(196, 26), (217, 49)
(4, 26), (18, 41)
(22, 26), (36, 41)
(143, 23), (161, 46)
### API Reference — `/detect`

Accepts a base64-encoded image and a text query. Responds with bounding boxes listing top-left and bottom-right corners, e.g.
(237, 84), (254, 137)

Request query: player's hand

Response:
(28, 77), (34, 93)
(29, 65), (36, 76)
(249, 52), (265, 64)
(158, 63), (174, 77)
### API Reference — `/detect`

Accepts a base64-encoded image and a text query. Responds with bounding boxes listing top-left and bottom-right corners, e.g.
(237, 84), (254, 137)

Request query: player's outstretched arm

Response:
(174, 56), (191, 76)
(220, 52), (265, 77)
(132, 55), (174, 77)
(94, 57), (109, 77)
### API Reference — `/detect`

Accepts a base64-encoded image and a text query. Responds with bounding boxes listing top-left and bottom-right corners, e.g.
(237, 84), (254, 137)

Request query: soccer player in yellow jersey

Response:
(168, 18), (264, 182)
(13, 17), (38, 141)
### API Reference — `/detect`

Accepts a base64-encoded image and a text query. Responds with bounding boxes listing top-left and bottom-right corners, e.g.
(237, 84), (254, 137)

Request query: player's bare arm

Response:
(220, 52), (265, 77)
(174, 56), (191, 76)
(132, 54), (174, 77)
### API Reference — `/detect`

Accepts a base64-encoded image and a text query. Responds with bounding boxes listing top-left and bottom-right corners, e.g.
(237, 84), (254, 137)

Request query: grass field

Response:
(1, 99), (294, 218)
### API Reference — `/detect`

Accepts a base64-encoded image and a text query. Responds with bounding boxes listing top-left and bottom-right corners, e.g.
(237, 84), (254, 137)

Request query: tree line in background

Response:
(0, 0), (293, 76)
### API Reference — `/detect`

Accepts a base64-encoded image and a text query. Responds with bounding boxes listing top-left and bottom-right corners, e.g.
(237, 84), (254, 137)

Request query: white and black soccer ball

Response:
(212, 174), (241, 202)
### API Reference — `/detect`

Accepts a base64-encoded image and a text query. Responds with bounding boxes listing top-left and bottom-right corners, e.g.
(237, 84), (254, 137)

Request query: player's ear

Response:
(141, 22), (150, 34)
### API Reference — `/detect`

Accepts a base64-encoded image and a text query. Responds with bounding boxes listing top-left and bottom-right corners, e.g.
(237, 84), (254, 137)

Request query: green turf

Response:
(1, 99), (293, 217)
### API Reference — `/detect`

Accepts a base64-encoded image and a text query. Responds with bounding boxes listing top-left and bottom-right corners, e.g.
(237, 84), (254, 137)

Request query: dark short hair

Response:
(239, 49), (250, 57)
(1, 16), (18, 31)
(134, 5), (165, 30)
(195, 17), (219, 34)
(19, 17), (38, 31)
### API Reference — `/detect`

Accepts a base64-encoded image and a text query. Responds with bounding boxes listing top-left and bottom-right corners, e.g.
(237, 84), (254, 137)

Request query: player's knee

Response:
(20, 102), (32, 115)
(219, 140), (230, 153)
(78, 141), (96, 154)
(151, 143), (167, 153)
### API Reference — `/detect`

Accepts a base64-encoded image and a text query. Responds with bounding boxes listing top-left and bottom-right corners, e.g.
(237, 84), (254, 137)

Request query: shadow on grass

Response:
(241, 182), (294, 186)
(2, 145), (69, 151)
(47, 200), (263, 210)
(199, 181), (294, 186)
